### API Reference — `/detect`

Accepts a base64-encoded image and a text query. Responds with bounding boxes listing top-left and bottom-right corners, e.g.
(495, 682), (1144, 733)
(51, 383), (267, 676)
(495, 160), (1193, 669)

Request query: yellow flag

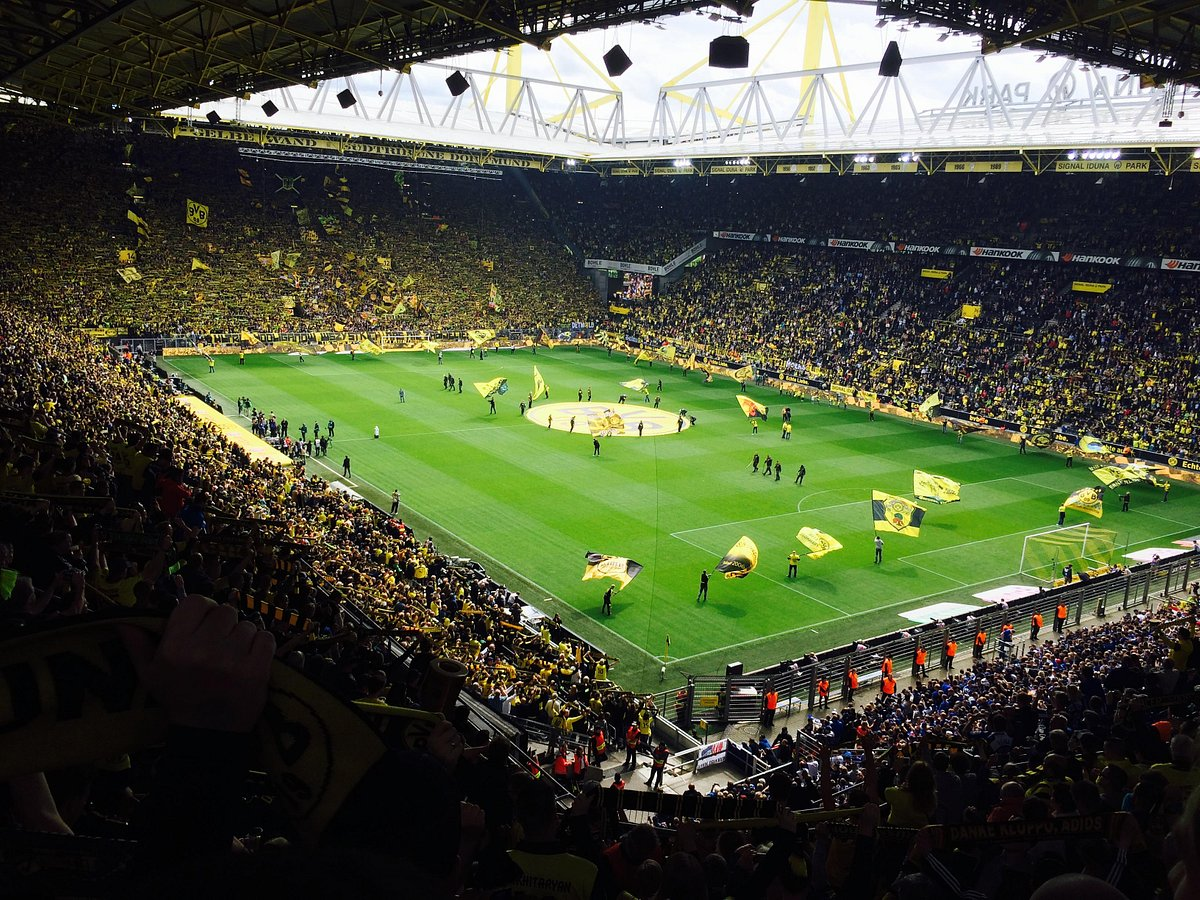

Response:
(532, 366), (548, 401)
(918, 392), (942, 417)
(716, 536), (758, 579)
(190, 257), (211, 272)
(913, 470), (961, 504)
(658, 345), (676, 363)
(240, 331), (261, 346)
(634, 349), (653, 363)
(1063, 486), (1104, 519)
(1077, 435), (1106, 455)
(588, 409), (625, 436)
(473, 377), (508, 399)
(620, 378), (649, 393)
(872, 491), (927, 537)
(186, 199), (209, 228)
(582, 553), (644, 590)
(736, 396), (768, 419)
(685, 351), (697, 371)
(467, 328), (495, 346)
(796, 528), (843, 560)
(116, 266), (141, 283)
(732, 365), (753, 381)
(376, 256), (391, 270)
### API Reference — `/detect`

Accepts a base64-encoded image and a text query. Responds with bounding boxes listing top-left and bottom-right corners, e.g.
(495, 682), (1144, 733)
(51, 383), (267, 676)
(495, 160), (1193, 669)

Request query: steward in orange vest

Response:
(817, 676), (830, 709)
(1031, 612), (1044, 640)
(846, 668), (859, 701)
(914, 646), (927, 677)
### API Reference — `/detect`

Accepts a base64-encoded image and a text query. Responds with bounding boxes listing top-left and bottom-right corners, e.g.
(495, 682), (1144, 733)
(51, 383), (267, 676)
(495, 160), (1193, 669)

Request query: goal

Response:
(1019, 523), (1118, 584)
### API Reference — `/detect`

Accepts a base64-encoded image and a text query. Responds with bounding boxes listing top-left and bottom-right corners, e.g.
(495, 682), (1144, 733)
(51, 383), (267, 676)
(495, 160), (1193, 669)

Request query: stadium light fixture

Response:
(1066, 150), (1078, 159)
(564, 159), (577, 167)
(1193, 148), (1200, 158)
(673, 158), (692, 167)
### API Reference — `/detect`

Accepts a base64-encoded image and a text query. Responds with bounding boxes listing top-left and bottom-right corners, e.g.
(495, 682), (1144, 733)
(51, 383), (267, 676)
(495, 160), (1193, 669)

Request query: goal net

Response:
(1019, 523), (1118, 584)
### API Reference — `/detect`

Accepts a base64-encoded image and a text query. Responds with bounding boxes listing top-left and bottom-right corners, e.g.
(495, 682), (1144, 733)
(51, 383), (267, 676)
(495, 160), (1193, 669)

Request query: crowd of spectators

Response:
(533, 169), (1200, 263)
(0, 124), (602, 337)
(611, 243), (1200, 459)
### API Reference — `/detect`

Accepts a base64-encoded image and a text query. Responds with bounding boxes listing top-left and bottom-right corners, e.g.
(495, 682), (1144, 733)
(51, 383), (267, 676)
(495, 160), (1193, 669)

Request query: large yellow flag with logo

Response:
(716, 536), (758, 579)
(1077, 435), (1106, 455)
(1091, 466), (1142, 489)
(731, 365), (753, 381)
(582, 552), (644, 590)
(736, 396), (768, 419)
(240, 331), (261, 346)
(588, 409), (625, 437)
(532, 366), (548, 401)
(467, 328), (495, 346)
(186, 199), (209, 228)
(634, 349), (654, 364)
(658, 344), (676, 363)
(1063, 486), (1104, 519)
(473, 377), (508, 399)
(913, 470), (961, 504)
(918, 392), (942, 417)
(796, 528), (842, 560)
(872, 491), (927, 536)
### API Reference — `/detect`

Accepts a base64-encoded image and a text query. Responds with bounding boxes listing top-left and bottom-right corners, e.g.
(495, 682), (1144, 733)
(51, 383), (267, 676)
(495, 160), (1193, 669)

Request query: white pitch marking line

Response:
(899, 559), (969, 586)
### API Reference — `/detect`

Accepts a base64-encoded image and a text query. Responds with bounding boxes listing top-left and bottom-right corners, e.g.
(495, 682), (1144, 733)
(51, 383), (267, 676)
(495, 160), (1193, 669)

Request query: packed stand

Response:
(610, 243), (1200, 459)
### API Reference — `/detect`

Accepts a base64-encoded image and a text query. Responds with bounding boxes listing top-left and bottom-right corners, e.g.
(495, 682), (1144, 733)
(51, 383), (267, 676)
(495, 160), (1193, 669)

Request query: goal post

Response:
(1019, 523), (1119, 584)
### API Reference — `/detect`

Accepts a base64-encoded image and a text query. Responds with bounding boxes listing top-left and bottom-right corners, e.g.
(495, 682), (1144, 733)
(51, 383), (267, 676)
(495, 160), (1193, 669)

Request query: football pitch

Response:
(167, 348), (1200, 692)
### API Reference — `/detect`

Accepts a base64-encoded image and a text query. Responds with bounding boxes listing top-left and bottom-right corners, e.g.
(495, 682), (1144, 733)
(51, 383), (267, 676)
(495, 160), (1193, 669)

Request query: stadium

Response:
(2, 0), (1200, 897)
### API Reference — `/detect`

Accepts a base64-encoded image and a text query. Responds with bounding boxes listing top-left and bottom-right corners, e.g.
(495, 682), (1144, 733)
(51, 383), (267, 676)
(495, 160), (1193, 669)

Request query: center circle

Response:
(524, 401), (692, 437)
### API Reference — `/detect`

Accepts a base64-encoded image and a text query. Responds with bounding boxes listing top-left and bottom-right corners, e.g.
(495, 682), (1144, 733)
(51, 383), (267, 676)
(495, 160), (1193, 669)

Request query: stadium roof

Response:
(876, 0), (1200, 90)
(0, 0), (746, 120)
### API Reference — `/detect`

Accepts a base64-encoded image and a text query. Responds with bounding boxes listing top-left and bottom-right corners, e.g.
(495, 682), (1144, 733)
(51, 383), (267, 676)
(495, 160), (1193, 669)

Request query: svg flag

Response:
(731, 364), (753, 381)
(1064, 486), (1104, 519)
(796, 528), (842, 560)
(913, 470), (960, 504)
(716, 536), (758, 579)
(186, 199), (209, 228)
(473, 377), (508, 399)
(918, 392), (942, 417)
(582, 552), (644, 590)
(532, 366), (548, 401)
(872, 491), (926, 537)
(736, 396), (768, 419)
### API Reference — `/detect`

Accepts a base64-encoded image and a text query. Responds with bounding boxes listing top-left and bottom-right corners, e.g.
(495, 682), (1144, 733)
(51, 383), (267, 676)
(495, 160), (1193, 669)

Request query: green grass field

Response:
(167, 348), (1200, 692)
